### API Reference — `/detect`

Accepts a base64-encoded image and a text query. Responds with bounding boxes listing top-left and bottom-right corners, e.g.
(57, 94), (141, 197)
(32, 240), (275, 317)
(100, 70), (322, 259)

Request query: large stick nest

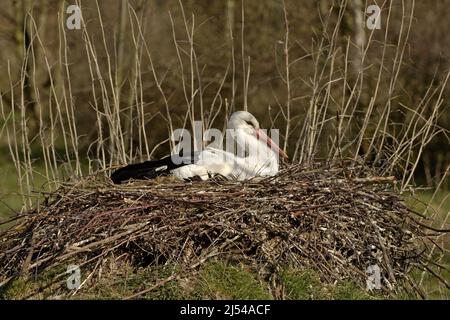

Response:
(0, 163), (444, 297)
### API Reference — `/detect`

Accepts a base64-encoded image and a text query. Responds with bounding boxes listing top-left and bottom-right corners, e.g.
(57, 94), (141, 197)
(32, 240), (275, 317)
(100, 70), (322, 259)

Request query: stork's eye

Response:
(245, 120), (254, 127)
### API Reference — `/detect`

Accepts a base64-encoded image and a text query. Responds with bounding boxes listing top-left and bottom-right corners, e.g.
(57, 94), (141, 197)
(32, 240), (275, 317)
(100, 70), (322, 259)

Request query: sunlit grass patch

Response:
(193, 261), (272, 300)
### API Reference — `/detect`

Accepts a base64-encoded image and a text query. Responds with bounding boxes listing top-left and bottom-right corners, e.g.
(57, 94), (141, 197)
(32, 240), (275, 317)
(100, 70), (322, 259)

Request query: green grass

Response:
(0, 150), (49, 220)
(1, 261), (384, 300)
(281, 269), (385, 300)
(406, 190), (450, 218)
(404, 190), (450, 300)
(0, 150), (89, 223)
(193, 262), (272, 299)
(0, 159), (24, 218)
(281, 269), (327, 299)
(0, 265), (67, 300)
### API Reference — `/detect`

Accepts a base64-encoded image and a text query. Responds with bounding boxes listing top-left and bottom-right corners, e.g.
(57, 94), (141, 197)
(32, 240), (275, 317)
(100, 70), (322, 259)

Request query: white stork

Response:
(111, 111), (288, 183)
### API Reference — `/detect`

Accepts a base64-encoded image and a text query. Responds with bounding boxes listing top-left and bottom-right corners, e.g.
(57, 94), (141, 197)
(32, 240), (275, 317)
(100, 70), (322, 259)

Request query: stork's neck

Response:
(233, 130), (279, 167)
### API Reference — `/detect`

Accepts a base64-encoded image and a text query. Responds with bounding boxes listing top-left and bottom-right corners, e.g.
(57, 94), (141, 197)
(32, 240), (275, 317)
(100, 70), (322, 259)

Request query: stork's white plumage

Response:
(111, 111), (287, 183)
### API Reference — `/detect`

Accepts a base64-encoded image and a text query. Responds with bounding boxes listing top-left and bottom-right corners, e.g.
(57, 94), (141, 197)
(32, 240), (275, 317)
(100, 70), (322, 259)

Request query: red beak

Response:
(255, 129), (288, 160)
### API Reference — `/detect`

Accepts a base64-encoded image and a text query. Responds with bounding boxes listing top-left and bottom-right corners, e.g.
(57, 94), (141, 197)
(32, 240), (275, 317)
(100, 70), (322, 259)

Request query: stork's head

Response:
(227, 111), (288, 160)
(228, 111), (260, 132)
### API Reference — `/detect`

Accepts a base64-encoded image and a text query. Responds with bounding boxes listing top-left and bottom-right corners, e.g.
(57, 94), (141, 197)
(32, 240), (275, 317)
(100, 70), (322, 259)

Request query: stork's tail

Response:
(110, 156), (176, 184)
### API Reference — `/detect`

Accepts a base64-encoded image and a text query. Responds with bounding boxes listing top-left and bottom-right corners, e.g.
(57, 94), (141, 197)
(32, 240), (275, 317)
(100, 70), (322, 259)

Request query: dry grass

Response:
(0, 1), (449, 205)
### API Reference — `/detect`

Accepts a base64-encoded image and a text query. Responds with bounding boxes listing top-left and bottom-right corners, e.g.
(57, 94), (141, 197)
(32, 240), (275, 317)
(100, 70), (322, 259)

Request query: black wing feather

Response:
(110, 153), (199, 184)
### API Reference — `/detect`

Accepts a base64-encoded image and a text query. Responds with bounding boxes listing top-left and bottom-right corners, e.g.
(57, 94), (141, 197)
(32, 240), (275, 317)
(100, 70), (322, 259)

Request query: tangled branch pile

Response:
(0, 163), (442, 297)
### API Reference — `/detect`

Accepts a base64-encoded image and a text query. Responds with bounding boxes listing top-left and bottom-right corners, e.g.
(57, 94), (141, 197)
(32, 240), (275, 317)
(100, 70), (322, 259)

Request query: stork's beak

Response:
(255, 129), (289, 160)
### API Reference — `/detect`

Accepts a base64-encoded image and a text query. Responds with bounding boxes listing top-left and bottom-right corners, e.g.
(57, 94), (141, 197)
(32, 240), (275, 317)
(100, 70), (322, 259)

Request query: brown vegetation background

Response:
(0, 0), (449, 195)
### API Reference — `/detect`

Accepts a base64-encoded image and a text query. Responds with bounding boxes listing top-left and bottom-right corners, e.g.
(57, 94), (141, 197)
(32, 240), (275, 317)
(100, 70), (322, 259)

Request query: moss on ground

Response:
(192, 261), (272, 300)
(1, 260), (393, 300)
